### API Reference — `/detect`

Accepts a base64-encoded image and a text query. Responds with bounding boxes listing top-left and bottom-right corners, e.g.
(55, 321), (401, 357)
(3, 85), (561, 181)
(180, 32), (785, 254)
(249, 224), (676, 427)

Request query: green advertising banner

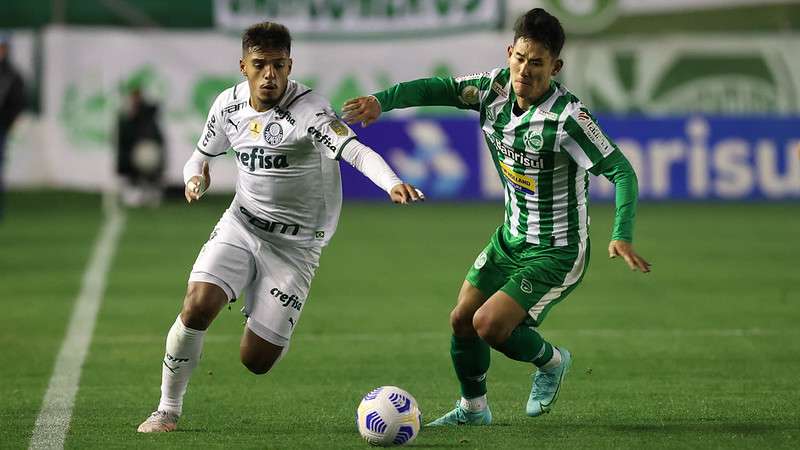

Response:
(213, 0), (506, 38)
(4, 27), (800, 189)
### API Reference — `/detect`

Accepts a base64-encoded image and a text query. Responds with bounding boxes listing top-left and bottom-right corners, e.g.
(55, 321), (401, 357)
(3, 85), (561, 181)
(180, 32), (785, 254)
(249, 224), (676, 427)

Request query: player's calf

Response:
(240, 326), (284, 375)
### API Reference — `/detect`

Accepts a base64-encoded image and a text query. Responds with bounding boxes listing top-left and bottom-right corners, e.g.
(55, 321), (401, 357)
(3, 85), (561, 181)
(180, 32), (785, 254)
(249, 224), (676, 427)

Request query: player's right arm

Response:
(342, 70), (497, 126)
(183, 92), (232, 203)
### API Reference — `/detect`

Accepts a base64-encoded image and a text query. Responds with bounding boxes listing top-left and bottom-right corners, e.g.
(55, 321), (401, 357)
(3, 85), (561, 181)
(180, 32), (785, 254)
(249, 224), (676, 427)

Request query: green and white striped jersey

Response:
(453, 68), (618, 246)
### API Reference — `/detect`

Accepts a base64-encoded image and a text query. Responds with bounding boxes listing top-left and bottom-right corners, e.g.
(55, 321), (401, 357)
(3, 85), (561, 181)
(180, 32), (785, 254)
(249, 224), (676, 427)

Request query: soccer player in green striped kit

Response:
(344, 8), (651, 425)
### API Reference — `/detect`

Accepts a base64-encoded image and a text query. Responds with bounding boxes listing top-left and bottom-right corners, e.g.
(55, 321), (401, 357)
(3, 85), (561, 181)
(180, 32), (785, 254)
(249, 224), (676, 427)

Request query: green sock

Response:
(495, 326), (554, 367)
(451, 335), (490, 399)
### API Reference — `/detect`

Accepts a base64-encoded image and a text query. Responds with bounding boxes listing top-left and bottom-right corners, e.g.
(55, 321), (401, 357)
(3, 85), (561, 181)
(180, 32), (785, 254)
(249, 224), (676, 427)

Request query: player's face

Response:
(240, 47), (292, 111)
(507, 38), (562, 108)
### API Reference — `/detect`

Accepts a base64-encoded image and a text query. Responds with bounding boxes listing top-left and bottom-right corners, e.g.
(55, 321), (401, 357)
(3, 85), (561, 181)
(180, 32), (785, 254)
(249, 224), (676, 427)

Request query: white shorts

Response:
(189, 209), (322, 347)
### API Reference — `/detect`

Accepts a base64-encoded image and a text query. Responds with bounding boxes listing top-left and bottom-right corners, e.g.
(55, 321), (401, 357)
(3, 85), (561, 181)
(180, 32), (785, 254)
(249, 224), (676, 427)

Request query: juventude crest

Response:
(524, 131), (543, 151)
(474, 251), (488, 269)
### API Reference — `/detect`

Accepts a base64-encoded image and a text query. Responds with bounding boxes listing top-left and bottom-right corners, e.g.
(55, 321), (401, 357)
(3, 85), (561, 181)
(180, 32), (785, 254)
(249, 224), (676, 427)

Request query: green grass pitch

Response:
(1, 191), (798, 449)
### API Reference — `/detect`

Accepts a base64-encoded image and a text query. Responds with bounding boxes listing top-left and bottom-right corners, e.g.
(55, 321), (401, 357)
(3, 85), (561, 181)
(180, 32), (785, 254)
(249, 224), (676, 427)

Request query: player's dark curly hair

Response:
(242, 22), (292, 55)
(513, 8), (565, 57)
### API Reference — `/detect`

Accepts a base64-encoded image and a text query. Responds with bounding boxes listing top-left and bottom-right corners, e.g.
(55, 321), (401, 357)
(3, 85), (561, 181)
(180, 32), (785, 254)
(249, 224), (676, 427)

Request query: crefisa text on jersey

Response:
(234, 148), (290, 172)
(307, 126), (337, 154)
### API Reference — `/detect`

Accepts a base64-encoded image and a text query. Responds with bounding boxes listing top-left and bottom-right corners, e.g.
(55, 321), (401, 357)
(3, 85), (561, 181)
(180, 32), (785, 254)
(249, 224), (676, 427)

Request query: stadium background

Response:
(1, 1), (798, 449)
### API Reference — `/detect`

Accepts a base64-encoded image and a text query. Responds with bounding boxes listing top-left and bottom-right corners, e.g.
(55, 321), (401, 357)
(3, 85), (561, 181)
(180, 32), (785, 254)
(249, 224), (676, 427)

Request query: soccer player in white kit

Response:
(137, 22), (423, 433)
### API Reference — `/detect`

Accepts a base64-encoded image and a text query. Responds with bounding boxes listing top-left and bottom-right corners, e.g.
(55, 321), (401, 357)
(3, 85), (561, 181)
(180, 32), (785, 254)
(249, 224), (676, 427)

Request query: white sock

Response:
(540, 347), (563, 371)
(156, 316), (206, 416)
(459, 395), (487, 412)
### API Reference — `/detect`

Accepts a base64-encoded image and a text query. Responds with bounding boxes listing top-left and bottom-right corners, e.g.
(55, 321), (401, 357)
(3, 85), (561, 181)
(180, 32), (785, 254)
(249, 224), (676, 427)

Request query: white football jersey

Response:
(197, 80), (358, 247)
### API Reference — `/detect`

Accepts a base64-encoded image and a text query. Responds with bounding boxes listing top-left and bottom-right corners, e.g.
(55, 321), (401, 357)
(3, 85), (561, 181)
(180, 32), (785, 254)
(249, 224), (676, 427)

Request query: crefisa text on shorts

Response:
(270, 287), (302, 311)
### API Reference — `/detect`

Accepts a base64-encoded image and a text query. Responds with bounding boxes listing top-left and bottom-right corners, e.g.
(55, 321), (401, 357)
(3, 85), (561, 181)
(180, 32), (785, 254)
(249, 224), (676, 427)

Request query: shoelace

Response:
(453, 402), (469, 423)
(149, 411), (171, 421)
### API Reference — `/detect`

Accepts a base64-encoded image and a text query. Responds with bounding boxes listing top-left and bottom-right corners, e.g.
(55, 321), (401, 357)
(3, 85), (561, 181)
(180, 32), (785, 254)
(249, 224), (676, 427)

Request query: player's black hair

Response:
(242, 22), (292, 55)
(513, 8), (565, 57)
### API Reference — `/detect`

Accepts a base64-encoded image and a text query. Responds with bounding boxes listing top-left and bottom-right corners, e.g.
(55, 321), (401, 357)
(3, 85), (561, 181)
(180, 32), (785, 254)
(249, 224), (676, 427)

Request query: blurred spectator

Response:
(0, 34), (26, 221)
(116, 87), (166, 207)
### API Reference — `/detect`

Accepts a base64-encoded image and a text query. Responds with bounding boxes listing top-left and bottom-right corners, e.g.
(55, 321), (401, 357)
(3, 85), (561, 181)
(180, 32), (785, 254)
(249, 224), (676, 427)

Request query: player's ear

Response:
(239, 58), (246, 76)
(552, 58), (563, 76)
(287, 58), (293, 76)
(507, 44), (514, 59)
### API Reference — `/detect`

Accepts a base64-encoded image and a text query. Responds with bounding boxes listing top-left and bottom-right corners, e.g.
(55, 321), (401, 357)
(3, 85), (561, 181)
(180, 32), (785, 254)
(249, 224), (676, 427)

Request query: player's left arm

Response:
(590, 151), (651, 273)
(341, 142), (424, 204)
(308, 104), (424, 204)
(560, 106), (651, 273)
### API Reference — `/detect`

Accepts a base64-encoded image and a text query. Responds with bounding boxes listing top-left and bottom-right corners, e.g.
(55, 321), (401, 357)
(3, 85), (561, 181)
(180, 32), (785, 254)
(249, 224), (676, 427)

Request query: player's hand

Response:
(608, 240), (651, 273)
(185, 161), (210, 203)
(342, 96), (382, 127)
(389, 183), (425, 205)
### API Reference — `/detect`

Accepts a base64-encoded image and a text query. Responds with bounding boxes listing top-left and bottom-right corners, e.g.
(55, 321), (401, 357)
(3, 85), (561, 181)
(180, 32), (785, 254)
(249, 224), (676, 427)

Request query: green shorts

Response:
(465, 226), (590, 326)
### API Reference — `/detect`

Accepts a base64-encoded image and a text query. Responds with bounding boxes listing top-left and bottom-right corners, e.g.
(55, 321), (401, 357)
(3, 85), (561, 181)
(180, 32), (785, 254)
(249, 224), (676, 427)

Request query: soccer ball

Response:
(356, 386), (421, 447)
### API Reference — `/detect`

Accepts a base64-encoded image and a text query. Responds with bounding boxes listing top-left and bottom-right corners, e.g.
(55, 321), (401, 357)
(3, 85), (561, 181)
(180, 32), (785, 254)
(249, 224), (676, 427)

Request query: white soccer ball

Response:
(356, 386), (421, 447)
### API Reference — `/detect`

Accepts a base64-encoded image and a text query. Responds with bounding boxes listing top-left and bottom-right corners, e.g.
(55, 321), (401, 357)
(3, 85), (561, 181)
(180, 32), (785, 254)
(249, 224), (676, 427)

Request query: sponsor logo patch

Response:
(500, 161), (536, 195)
(329, 120), (349, 136)
(249, 120), (262, 137)
(540, 109), (559, 121)
(491, 81), (508, 97)
(488, 134), (544, 169)
(577, 110), (613, 155)
(459, 85), (480, 105)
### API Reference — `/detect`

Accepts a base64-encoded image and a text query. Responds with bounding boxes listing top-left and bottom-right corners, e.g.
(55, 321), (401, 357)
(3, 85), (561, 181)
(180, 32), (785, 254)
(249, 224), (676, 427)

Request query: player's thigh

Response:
(502, 240), (590, 327)
(186, 211), (257, 328)
(243, 241), (321, 349)
(456, 230), (516, 330)
(188, 211), (256, 301)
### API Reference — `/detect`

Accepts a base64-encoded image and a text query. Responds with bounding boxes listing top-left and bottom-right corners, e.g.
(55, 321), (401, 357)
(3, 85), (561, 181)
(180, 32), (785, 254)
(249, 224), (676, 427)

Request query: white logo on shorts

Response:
(520, 279), (533, 294)
(474, 251), (487, 269)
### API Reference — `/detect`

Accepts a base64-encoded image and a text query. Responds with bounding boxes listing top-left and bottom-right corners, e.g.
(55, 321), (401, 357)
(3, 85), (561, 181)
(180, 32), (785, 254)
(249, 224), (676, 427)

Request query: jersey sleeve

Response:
(195, 92), (231, 157)
(305, 98), (358, 160)
(558, 104), (618, 170)
(373, 69), (499, 113)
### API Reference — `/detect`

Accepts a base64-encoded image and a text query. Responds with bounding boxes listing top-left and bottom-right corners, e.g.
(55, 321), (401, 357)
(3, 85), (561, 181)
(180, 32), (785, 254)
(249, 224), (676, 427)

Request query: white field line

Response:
(29, 193), (125, 450)
(88, 327), (799, 345)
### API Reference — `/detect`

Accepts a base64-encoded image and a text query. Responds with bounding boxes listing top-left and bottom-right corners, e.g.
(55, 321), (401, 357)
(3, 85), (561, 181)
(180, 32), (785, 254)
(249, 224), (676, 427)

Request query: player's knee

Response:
(180, 283), (227, 330)
(472, 310), (507, 346)
(241, 353), (279, 375)
(450, 306), (476, 337)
